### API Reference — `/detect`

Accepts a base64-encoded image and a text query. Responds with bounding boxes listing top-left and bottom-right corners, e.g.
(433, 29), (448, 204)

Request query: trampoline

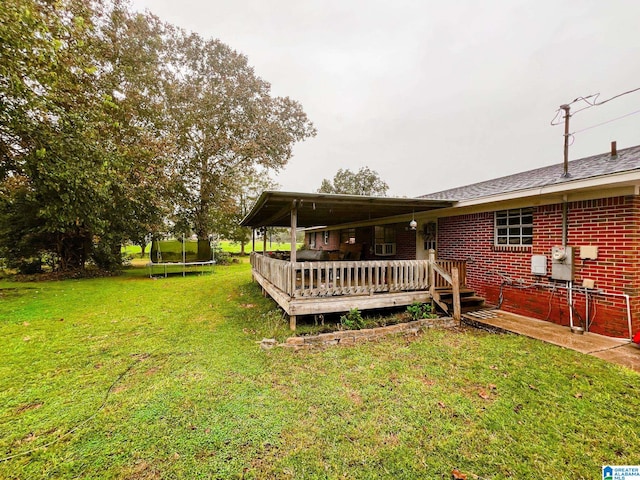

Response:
(148, 237), (215, 277)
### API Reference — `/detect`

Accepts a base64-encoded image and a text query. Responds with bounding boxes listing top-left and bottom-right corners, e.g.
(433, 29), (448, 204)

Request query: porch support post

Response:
(262, 228), (267, 254)
(290, 315), (297, 331)
(290, 200), (297, 263)
(452, 267), (461, 322)
(252, 228), (255, 253)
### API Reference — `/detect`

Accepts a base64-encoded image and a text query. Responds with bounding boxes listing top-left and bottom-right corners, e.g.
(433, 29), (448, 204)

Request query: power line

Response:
(571, 107), (640, 135)
(587, 86), (640, 107)
(549, 86), (640, 177)
(550, 86), (640, 125)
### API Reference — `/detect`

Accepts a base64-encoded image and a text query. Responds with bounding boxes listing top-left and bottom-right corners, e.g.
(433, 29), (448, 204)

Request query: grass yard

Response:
(0, 260), (639, 479)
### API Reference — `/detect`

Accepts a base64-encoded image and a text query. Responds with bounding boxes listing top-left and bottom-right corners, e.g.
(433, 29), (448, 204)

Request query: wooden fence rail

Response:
(251, 253), (294, 295)
(251, 252), (467, 299)
(290, 259), (430, 298)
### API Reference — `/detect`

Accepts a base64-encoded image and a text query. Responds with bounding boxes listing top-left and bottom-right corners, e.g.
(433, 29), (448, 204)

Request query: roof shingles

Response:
(420, 144), (640, 201)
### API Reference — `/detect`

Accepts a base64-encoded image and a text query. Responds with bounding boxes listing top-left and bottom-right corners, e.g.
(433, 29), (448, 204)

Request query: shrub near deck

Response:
(0, 260), (638, 479)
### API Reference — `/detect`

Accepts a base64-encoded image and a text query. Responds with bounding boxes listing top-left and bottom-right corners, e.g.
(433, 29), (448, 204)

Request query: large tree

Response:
(318, 166), (389, 196)
(0, 1), (314, 272)
(163, 31), (316, 256)
(91, 2), (174, 266)
(0, 0), (171, 271)
(1, 0), (109, 270)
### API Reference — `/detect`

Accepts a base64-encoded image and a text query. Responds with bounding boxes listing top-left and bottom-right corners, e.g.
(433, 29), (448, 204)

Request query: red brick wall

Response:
(305, 230), (340, 251)
(437, 196), (640, 338)
(395, 226), (418, 260)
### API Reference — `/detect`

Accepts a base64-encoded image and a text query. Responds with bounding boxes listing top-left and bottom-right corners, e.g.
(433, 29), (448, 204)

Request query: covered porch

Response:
(241, 191), (469, 329)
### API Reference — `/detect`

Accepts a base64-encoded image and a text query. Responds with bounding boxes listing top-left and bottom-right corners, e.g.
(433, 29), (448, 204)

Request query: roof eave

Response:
(451, 169), (640, 208)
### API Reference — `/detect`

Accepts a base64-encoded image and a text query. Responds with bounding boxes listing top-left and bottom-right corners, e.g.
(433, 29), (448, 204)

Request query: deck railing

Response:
(250, 252), (466, 299)
(292, 259), (429, 298)
(251, 253), (294, 295)
(434, 259), (467, 288)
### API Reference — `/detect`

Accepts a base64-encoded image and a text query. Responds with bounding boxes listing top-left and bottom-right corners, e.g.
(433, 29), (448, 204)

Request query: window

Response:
(309, 232), (316, 248)
(495, 208), (533, 246)
(323, 231), (329, 245)
(374, 226), (396, 256)
(341, 228), (356, 244)
(423, 222), (437, 251)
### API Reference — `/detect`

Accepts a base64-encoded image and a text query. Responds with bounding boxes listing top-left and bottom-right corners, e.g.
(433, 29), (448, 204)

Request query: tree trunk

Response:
(197, 239), (212, 261)
(57, 232), (90, 271)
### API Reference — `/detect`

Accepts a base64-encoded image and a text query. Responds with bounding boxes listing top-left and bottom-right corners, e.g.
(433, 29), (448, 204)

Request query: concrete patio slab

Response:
(462, 309), (640, 373)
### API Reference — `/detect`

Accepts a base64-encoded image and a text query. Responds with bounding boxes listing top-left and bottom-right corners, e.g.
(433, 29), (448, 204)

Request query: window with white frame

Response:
(495, 208), (533, 246)
(323, 231), (329, 245)
(309, 232), (316, 248)
(374, 226), (396, 256)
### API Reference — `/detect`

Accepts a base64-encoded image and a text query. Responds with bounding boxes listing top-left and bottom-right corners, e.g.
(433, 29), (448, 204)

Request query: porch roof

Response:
(240, 191), (454, 228)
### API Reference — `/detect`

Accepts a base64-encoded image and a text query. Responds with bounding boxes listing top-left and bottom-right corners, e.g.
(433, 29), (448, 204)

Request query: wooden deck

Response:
(250, 252), (466, 329)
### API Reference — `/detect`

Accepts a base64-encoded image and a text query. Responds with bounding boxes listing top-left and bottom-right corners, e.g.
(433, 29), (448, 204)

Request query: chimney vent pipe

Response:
(611, 141), (617, 157)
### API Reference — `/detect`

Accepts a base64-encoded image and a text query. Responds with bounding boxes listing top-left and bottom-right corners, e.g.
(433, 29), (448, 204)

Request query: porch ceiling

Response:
(240, 191), (454, 228)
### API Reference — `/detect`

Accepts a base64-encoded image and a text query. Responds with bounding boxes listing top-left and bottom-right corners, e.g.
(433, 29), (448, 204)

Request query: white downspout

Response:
(568, 280), (574, 330)
(624, 294), (633, 341)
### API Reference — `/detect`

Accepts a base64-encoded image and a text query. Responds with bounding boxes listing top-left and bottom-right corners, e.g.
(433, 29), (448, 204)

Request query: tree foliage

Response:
(163, 31), (315, 248)
(318, 166), (389, 196)
(214, 176), (277, 255)
(0, 0), (314, 271)
(2, 0), (109, 270)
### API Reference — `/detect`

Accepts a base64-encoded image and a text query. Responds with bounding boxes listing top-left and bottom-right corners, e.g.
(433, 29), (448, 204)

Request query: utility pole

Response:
(560, 104), (571, 177)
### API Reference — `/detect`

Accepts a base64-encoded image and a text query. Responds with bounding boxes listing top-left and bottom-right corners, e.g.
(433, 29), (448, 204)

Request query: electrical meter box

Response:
(551, 246), (574, 281)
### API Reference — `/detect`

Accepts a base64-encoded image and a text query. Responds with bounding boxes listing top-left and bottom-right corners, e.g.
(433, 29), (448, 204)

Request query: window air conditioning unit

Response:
(375, 243), (396, 256)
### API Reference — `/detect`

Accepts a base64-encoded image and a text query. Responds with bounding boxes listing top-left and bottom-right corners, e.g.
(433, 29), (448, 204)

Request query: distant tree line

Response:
(0, 0), (315, 272)
(318, 167), (388, 196)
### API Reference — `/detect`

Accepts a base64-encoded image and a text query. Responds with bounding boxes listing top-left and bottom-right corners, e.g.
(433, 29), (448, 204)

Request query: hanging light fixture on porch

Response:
(409, 211), (417, 230)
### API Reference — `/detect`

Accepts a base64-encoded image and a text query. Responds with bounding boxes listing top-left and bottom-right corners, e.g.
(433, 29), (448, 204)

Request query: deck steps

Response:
(432, 287), (486, 314)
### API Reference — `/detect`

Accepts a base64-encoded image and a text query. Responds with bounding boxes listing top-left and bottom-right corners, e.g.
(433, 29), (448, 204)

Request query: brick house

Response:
(298, 144), (640, 338)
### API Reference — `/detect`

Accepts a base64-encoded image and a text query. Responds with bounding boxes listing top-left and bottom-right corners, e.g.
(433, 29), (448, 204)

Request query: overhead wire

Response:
(570, 107), (640, 135)
(584, 86), (640, 107)
(550, 86), (640, 125)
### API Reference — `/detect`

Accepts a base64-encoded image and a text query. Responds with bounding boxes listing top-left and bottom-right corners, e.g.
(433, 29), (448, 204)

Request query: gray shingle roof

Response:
(420, 144), (640, 201)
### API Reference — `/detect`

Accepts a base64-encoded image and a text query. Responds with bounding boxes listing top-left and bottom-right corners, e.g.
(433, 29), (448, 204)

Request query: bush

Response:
(214, 246), (231, 265)
(340, 308), (365, 330)
(17, 257), (43, 274)
(91, 243), (123, 271)
(407, 302), (437, 320)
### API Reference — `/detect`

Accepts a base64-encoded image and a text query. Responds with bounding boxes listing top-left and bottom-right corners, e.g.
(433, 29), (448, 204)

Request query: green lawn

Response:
(0, 261), (638, 479)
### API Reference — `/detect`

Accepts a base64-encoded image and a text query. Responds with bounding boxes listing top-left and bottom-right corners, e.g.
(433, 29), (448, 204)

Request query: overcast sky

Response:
(129, 0), (640, 197)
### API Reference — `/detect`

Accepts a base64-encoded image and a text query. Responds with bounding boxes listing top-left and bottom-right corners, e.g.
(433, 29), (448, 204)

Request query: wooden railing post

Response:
(451, 267), (461, 322)
(290, 201), (297, 263)
(290, 262), (297, 297)
(428, 249), (436, 295)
